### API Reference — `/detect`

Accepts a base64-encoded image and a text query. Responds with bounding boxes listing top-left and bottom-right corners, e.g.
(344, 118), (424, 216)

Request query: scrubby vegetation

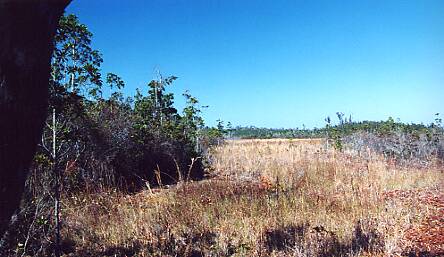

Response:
(10, 139), (442, 256)
(231, 114), (444, 165)
(1, 14), (443, 257)
(0, 14), (224, 256)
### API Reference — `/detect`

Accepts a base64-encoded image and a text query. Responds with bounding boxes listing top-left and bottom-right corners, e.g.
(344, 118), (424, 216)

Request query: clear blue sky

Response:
(67, 0), (443, 128)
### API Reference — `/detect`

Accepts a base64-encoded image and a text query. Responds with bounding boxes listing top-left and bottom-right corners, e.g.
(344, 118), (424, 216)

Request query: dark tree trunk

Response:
(0, 1), (71, 238)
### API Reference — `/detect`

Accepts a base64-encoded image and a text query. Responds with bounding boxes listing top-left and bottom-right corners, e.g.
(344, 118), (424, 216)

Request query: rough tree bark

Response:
(0, 0), (71, 238)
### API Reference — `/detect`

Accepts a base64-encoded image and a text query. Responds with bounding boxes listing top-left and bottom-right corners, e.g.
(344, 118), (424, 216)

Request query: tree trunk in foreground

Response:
(0, 0), (70, 238)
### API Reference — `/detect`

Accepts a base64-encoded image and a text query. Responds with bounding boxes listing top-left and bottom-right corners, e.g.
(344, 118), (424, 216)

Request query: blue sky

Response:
(66, 0), (444, 128)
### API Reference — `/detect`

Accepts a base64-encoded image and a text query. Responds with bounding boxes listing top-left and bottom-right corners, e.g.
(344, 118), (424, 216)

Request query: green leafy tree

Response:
(182, 90), (206, 148)
(16, 14), (125, 256)
(133, 75), (180, 140)
(51, 14), (103, 100)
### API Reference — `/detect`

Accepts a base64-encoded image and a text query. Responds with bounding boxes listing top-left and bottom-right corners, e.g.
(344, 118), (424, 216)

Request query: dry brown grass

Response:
(61, 139), (443, 256)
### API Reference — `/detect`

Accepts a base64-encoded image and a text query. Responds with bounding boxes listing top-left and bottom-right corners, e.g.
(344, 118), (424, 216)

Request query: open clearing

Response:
(63, 139), (443, 256)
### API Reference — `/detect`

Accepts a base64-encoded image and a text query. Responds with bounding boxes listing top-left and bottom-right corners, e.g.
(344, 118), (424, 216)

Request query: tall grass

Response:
(61, 139), (443, 256)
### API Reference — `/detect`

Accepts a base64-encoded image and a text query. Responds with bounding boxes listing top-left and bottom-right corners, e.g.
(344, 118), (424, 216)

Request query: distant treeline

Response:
(228, 126), (324, 139)
(228, 115), (443, 140)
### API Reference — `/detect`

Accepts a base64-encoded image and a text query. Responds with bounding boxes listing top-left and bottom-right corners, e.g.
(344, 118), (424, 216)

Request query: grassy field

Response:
(62, 139), (443, 256)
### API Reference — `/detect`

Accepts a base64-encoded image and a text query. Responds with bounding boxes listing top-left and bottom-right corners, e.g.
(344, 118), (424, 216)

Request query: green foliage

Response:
(133, 76), (180, 138)
(182, 90), (206, 141)
(8, 14), (218, 256)
(199, 119), (227, 148)
(229, 126), (321, 139)
(44, 15), (217, 189)
(51, 14), (104, 100)
(329, 126), (343, 151)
